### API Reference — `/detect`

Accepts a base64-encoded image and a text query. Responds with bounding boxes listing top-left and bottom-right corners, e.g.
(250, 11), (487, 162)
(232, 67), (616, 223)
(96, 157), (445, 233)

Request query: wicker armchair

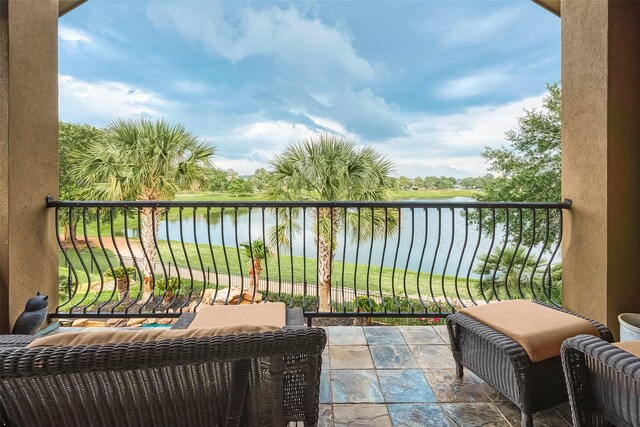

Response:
(0, 328), (327, 427)
(447, 303), (613, 427)
(0, 335), (37, 349)
(562, 334), (640, 427)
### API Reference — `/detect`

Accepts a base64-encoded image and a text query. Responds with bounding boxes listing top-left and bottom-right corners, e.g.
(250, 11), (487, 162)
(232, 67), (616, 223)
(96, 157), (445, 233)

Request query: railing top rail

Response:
(46, 196), (572, 210)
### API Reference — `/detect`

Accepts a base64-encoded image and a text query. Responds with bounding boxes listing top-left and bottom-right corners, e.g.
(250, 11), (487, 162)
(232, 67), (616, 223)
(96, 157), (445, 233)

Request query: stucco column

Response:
(562, 0), (640, 337)
(0, 0), (59, 333)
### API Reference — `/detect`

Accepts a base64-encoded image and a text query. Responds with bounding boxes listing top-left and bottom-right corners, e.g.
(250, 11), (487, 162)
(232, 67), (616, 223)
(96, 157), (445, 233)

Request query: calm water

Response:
(128, 197), (557, 278)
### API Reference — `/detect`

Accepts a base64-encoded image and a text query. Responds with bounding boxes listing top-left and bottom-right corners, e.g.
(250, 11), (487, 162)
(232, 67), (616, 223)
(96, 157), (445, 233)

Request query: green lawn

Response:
(58, 188), (484, 311)
(58, 239), (482, 312)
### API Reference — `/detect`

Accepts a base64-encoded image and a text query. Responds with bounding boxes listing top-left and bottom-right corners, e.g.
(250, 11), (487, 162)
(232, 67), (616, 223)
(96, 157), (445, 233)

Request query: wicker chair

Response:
(562, 334), (640, 427)
(447, 303), (613, 427)
(0, 335), (38, 349)
(0, 328), (327, 427)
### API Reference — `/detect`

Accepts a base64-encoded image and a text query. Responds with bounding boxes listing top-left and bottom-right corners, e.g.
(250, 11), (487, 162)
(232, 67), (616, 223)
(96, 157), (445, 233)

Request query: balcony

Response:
(44, 198), (571, 426)
(49, 199), (567, 322)
(317, 325), (572, 426)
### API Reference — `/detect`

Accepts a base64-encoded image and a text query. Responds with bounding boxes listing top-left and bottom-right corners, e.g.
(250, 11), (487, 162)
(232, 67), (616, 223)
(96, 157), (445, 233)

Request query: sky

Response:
(59, 0), (560, 178)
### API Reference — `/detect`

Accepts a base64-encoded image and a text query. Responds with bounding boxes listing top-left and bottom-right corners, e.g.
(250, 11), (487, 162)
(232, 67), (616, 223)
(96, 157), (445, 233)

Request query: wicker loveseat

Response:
(0, 327), (327, 427)
(562, 334), (640, 427)
(447, 302), (613, 427)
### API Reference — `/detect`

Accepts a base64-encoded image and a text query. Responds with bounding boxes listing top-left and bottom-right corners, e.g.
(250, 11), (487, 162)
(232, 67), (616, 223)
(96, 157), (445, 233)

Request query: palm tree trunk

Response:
(248, 258), (262, 298)
(62, 218), (79, 244)
(317, 235), (332, 312)
(140, 207), (162, 297)
(316, 208), (339, 312)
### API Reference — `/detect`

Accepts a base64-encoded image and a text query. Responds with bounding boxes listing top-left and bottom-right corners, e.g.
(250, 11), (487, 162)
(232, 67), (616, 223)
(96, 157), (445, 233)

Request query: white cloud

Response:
(59, 74), (169, 123)
(369, 93), (545, 177)
(59, 26), (91, 43)
(203, 93), (543, 177)
(236, 120), (317, 143)
(304, 113), (353, 137)
(214, 157), (270, 175)
(437, 71), (511, 100)
(442, 7), (522, 47)
(173, 81), (208, 93)
(147, 3), (375, 81)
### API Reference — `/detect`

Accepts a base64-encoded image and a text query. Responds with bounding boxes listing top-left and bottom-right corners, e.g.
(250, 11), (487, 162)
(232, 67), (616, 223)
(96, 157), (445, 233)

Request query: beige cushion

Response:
(27, 324), (280, 348)
(613, 340), (640, 358)
(460, 300), (599, 362)
(189, 302), (286, 329)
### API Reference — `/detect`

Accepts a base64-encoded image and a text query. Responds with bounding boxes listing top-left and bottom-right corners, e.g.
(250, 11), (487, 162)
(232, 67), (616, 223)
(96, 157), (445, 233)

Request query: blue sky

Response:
(59, 0), (560, 178)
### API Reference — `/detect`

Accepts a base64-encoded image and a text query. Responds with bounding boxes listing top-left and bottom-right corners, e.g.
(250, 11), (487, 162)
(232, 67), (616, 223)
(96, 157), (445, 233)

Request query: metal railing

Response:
(47, 198), (571, 321)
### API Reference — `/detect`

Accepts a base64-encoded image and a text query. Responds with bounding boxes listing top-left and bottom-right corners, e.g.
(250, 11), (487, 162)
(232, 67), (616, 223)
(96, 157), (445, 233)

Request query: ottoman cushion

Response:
(613, 340), (640, 357)
(27, 324), (280, 348)
(460, 300), (599, 362)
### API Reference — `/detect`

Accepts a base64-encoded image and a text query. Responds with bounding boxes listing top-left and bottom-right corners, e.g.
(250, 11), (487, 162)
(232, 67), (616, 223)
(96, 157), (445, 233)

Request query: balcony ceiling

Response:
(59, 0), (87, 17)
(532, 0), (561, 16)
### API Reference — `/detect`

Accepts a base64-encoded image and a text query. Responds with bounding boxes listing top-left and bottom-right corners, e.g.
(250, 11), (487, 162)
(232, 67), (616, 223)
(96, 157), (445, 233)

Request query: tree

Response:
(228, 177), (252, 196)
(477, 82), (561, 246)
(226, 169), (239, 180)
(443, 176), (457, 185)
(435, 178), (454, 189)
(72, 118), (214, 298)
(397, 176), (410, 190)
(59, 122), (105, 243)
(104, 266), (137, 301)
(479, 82), (561, 203)
(473, 246), (561, 304)
(267, 134), (399, 311)
(251, 167), (270, 192)
(424, 176), (438, 189)
(413, 176), (425, 189)
(240, 240), (272, 297)
(207, 168), (229, 192)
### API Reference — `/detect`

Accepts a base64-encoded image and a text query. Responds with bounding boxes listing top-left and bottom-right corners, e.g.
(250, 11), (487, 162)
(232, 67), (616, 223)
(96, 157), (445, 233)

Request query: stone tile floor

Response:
(317, 326), (572, 427)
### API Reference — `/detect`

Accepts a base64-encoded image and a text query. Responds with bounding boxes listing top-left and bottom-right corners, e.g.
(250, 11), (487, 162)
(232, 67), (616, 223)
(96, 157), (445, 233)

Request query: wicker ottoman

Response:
(447, 302), (613, 427)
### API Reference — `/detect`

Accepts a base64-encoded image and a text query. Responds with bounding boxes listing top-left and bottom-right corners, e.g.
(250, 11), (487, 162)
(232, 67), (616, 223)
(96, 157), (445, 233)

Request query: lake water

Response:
(135, 197), (558, 279)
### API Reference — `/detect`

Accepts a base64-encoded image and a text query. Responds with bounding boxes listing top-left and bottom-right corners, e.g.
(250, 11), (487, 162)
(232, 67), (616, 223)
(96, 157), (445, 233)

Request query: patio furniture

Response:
(447, 300), (613, 427)
(0, 335), (37, 348)
(562, 334), (640, 427)
(0, 325), (327, 427)
(172, 306), (305, 330)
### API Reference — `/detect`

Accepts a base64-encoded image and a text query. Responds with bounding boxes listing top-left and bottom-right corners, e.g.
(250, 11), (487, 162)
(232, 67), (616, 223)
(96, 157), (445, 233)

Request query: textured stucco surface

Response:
(0, 0), (59, 332)
(604, 0), (640, 334)
(562, 0), (640, 337)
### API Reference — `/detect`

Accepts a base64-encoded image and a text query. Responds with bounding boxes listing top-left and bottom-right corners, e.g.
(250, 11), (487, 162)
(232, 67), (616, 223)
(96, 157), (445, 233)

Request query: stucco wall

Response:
(562, 0), (640, 335)
(605, 0), (640, 332)
(0, 0), (59, 332)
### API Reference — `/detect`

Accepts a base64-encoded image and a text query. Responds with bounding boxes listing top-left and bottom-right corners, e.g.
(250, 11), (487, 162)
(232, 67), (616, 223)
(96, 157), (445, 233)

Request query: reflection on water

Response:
(127, 197), (556, 278)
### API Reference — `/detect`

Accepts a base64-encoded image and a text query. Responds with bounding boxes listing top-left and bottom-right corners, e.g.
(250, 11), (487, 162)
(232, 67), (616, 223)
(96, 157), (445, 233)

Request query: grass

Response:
(58, 239), (482, 312)
(58, 189), (484, 311)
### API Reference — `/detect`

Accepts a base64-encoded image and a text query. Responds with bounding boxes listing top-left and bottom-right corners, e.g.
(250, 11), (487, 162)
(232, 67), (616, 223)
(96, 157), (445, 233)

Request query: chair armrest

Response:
(0, 328), (327, 379)
(0, 335), (37, 349)
(562, 334), (640, 427)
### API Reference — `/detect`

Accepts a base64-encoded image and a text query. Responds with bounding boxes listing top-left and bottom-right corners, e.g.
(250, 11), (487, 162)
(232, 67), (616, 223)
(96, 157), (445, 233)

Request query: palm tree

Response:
(268, 134), (398, 311)
(240, 240), (272, 297)
(473, 245), (561, 304)
(72, 118), (214, 298)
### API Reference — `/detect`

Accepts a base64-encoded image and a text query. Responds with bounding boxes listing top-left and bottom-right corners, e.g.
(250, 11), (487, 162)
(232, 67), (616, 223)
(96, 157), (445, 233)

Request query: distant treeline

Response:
(204, 167), (493, 196)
